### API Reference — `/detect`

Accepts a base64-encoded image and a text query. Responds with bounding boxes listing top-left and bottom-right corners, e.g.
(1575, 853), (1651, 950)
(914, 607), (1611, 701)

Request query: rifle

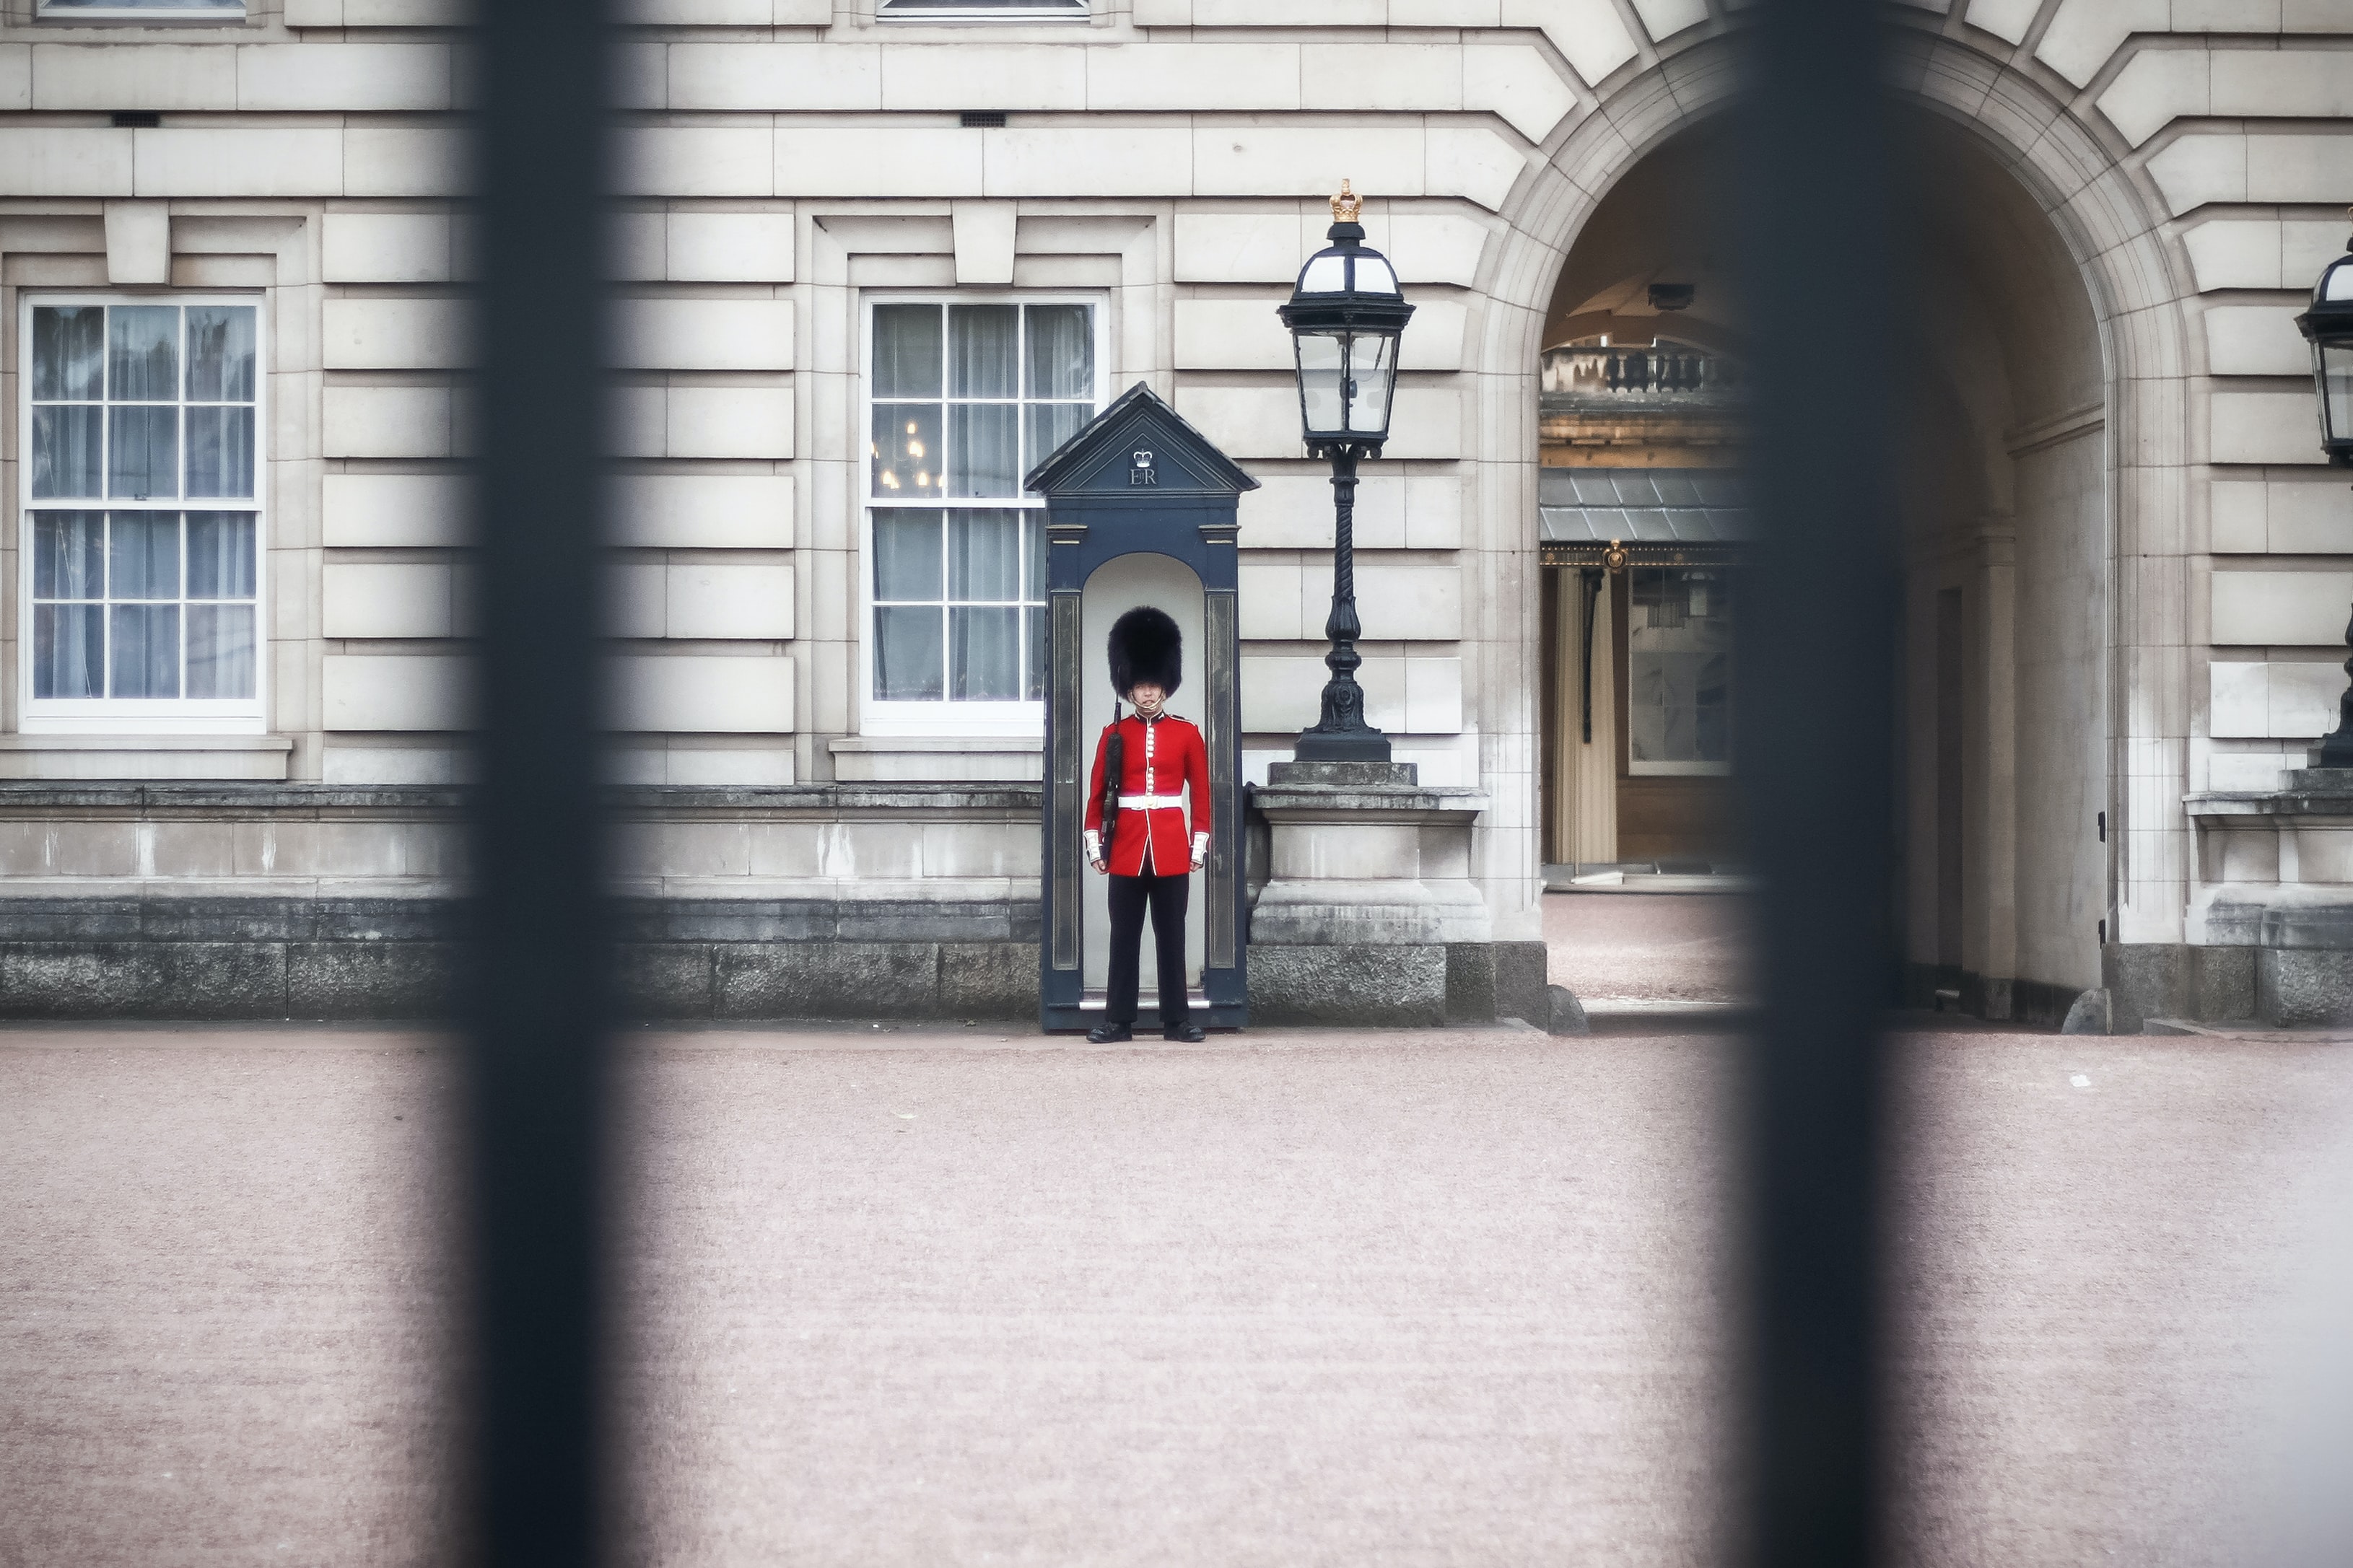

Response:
(1098, 698), (1124, 867)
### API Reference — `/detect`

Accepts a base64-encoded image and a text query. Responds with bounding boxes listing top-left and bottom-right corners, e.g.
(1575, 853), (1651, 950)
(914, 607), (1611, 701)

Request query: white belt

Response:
(1118, 793), (1184, 808)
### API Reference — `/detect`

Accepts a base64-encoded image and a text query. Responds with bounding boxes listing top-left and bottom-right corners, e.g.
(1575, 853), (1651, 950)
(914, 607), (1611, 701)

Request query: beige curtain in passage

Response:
(1550, 567), (1618, 865)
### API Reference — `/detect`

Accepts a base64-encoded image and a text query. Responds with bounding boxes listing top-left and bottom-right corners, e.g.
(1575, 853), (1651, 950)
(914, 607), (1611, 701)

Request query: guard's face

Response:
(1128, 681), (1166, 717)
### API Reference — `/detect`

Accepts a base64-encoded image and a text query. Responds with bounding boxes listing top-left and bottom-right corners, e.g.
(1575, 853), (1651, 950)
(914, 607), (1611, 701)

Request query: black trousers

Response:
(1106, 871), (1190, 1027)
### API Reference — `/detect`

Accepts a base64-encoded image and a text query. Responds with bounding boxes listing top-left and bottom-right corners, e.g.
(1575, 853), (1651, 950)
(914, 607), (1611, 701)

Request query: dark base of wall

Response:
(2007, 978), (2079, 1030)
(1245, 940), (1545, 1028)
(2256, 949), (2353, 1027)
(626, 940), (1038, 1020)
(0, 898), (1548, 1028)
(2103, 943), (2258, 1030)
(0, 897), (1044, 1022)
(1898, 963), (2083, 1030)
(1248, 945), (1448, 1026)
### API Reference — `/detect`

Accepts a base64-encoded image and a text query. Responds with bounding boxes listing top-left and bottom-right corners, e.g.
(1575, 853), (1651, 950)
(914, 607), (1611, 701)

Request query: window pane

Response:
(30, 406), (102, 499)
(186, 407), (256, 499)
(873, 305), (943, 399)
(32, 306), (104, 401)
(109, 604), (180, 698)
(1024, 305), (1092, 400)
(1296, 331), (1345, 432)
(1025, 604), (1046, 701)
(110, 512), (181, 600)
(108, 406), (180, 499)
(948, 305), (1018, 398)
(875, 605), (944, 701)
(872, 403), (944, 498)
(33, 512), (105, 600)
(948, 403), (1018, 497)
(185, 306), (257, 402)
(873, 511), (943, 601)
(1629, 569), (1733, 766)
(951, 605), (1021, 701)
(1345, 332), (1396, 434)
(33, 605), (104, 699)
(188, 512), (257, 599)
(1694, 652), (1730, 761)
(1025, 512), (1047, 601)
(1023, 403), (1091, 474)
(186, 604), (257, 699)
(108, 305), (180, 403)
(948, 509), (1021, 601)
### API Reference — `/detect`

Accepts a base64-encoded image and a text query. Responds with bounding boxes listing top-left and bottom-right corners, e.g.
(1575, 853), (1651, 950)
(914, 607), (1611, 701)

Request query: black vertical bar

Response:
(466, 0), (616, 1562)
(1735, 3), (1899, 1567)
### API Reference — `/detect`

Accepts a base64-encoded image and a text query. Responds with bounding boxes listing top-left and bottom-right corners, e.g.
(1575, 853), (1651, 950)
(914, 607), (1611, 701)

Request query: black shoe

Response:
(1162, 1022), (1206, 1043)
(1086, 1022), (1132, 1043)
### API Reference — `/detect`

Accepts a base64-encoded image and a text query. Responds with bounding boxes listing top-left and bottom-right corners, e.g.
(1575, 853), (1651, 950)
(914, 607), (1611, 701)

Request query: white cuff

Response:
(1084, 829), (1101, 858)
(1191, 832), (1209, 853)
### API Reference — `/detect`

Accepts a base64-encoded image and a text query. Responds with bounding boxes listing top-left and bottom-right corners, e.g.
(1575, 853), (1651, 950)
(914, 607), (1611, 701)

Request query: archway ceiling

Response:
(1539, 108), (2101, 435)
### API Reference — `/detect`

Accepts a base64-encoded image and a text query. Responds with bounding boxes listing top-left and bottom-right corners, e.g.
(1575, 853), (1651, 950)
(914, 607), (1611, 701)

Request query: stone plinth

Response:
(1246, 761), (1545, 1026)
(2185, 779), (2353, 1026)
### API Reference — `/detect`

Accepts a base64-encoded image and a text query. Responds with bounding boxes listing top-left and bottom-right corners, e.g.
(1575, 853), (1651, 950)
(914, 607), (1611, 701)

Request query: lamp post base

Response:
(1294, 725), (1393, 763)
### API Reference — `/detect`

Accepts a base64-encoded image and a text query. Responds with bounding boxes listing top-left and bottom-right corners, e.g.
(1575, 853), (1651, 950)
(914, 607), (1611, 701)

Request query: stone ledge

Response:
(2186, 789), (2353, 818)
(2195, 883), (2353, 950)
(1248, 782), (1488, 819)
(0, 893), (1039, 946)
(0, 733), (294, 783)
(0, 781), (1044, 815)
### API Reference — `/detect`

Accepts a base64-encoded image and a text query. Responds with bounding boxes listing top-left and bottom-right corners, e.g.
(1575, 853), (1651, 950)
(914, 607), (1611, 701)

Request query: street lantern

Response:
(2298, 211), (2353, 768)
(2297, 211), (2353, 467)
(1279, 181), (1415, 761)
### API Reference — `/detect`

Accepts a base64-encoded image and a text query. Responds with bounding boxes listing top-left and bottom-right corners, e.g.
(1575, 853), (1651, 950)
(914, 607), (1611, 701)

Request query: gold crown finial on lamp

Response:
(1332, 180), (1361, 224)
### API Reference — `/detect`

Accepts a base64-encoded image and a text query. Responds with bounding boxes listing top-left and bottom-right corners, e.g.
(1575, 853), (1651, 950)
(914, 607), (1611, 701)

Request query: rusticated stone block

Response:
(2193, 946), (2256, 1023)
(1444, 942), (1496, 1023)
(1247, 943), (1447, 1027)
(615, 943), (715, 1020)
(0, 898), (146, 942)
(938, 942), (1037, 1018)
(1494, 940), (1550, 1025)
(714, 942), (940, 1020)
(2259, 949), (2353, 1028)
(0, 942), (290, 1020)
(287, 942), (454, 1020)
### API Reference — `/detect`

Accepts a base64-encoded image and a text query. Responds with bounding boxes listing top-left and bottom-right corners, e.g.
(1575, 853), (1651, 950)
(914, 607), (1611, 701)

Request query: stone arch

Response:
(1463, 24), (2191, 994)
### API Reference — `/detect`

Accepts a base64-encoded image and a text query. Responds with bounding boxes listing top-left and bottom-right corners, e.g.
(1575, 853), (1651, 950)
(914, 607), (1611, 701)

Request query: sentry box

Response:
(1022, 382), (1258, 1034)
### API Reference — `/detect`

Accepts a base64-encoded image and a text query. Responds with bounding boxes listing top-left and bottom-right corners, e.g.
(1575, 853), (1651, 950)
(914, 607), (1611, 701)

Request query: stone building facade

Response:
(0, 0), (2349, 1026)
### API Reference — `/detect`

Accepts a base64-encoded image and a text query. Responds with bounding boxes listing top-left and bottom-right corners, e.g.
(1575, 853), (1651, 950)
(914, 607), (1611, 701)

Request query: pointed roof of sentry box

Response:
(1021, 380), (1262, 499)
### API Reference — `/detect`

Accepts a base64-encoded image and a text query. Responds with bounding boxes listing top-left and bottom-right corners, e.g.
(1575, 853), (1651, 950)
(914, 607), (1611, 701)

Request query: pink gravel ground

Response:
(4, 1022), (2352, 1565)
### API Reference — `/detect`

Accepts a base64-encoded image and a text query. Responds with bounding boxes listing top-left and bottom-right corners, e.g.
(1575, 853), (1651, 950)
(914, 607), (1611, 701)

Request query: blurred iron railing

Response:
(463, 0), (619, 1564)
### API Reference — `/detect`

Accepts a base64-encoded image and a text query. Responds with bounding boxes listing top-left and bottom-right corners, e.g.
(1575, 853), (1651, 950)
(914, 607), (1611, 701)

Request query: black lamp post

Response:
(1279, 181), (1415, 761)
(2297, 210), (2353, 766)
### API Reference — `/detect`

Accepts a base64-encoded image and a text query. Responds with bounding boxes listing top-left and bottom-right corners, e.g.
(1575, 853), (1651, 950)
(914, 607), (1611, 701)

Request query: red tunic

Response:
(1083, 711), (1211, 877)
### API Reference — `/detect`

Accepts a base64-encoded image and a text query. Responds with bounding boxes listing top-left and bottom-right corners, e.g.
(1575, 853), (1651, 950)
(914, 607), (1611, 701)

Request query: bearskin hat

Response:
(1108, 605), (1182, 698)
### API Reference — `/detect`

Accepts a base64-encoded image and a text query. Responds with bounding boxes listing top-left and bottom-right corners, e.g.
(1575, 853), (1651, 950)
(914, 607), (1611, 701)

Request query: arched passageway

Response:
(1530, 103), (2111, 1019)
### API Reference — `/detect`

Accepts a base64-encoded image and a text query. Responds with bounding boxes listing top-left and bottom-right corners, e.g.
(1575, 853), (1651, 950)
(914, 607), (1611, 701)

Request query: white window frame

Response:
(859, 291), (1106, 739)
(17, 291), (269, 736)
(1624, 564), (1732, 778)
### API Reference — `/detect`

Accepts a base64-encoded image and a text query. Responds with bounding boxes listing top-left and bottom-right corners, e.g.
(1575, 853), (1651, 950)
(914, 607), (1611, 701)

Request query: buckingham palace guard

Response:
(1083, 606), (1211, 1043)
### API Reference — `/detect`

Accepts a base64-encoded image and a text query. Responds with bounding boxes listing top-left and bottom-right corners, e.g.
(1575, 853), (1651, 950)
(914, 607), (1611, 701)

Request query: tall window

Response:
(1628, 566), (1732, 774)
(865, 297), (1097, 731)
(21, 298), (263, 729)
